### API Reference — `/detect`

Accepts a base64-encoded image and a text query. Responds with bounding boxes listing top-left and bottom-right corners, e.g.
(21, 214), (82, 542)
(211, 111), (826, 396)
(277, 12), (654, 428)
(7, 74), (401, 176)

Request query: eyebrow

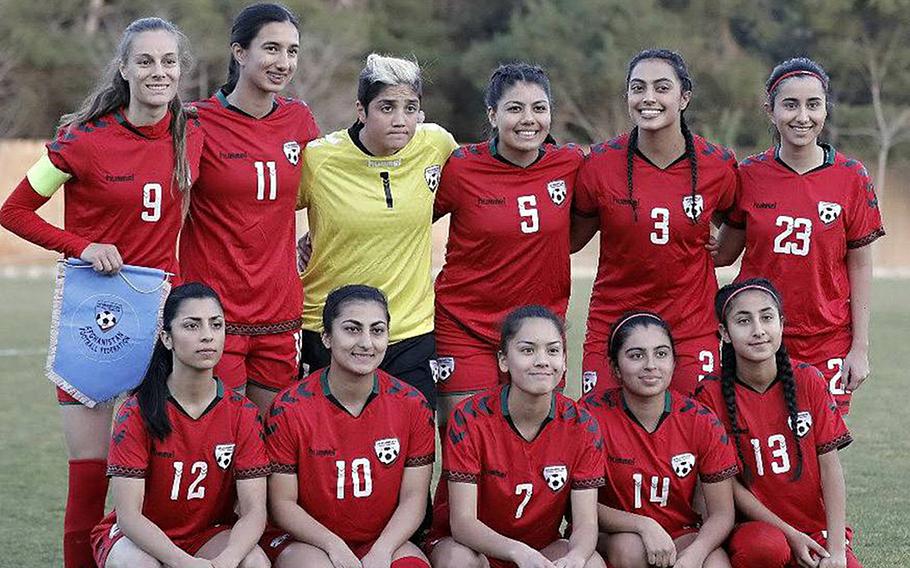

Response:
(504, 99), (549, 105)
(630, 77), (674, 84)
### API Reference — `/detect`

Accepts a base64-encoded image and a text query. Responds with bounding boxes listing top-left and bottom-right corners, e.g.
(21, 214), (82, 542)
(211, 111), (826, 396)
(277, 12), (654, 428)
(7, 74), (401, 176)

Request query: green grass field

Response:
(0, 277), (907, 567)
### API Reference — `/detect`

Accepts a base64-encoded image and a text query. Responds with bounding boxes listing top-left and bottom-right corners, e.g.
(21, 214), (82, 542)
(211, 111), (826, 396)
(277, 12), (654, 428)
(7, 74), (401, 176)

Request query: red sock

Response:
(391, 558), (430, 568)
(64, 459), (108, 568)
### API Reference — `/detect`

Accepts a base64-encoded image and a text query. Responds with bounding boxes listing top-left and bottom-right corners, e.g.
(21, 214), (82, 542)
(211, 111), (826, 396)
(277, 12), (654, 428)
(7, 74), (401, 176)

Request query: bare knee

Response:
(430, 537), (487, 568)
(585, 551), (607, 568)
(274, 542), (334, 568)
(105, 537), (161, 568)
(239, 546), (271, 568)
(603, 533), (648, 568)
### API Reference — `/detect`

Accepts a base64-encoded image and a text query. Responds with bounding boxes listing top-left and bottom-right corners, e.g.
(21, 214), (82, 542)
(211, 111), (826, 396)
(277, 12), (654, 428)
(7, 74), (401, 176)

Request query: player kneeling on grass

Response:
(93, 283), (271, 568)
(581, 312), (736, 568)
(429, 305), (607, 568)
(262, 284), (435, 568)
(695, 279), (860, 568)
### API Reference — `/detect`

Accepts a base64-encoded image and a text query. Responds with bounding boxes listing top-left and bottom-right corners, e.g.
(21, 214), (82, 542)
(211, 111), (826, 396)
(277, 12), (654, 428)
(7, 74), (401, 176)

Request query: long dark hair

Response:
(60, 17), (194, 197)
(484, 62), (555, 143)
(624, 49), (698, 223)
(133, 282), (223, 441)
(223, 3), (299, 94)
(715, 278), (804, 484)
(499, 305), (565, 353)
(765, 57), (832, 145)
(607, 310), (676, 367)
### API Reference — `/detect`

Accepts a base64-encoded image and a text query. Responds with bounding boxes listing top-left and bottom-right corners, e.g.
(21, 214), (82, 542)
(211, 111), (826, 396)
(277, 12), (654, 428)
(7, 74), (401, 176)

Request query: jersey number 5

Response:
(518, 195), (539, 234)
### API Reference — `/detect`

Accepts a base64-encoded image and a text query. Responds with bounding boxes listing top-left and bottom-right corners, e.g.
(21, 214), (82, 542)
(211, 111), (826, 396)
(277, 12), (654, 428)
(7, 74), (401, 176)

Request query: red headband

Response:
(767, 70), (826, 95)
(609, 312), (664, 349)
(721, 284), (781, 319)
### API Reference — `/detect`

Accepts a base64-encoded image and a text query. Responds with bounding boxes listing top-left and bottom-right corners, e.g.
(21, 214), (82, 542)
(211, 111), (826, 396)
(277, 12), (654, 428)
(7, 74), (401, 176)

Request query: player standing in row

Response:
(433, 63), (583, 427)
(430, 306), (606, 568)
(696, 279), (859, 568)
(180, 3), (320, 412)
(263, 285), (435, 568)
(0, 18), (202, 567)
(572, 49), (738, 398)
(714, 58), (885, 415)
(93, 283), (270, 568)
(582, 313), (736, 568)
(297, 54), (457, 409)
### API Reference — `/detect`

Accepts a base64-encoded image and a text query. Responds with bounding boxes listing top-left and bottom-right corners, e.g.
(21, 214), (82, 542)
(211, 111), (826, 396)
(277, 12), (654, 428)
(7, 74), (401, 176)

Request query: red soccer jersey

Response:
(728, 146), (885, 360)
(180, 92), (320, 329)
(96, 383), (270, 548)
(45, 110), (203, 274)
(265, 369), (435, 546)
(581, 389), (737, 537)
(694, 361), (853, 534)
(434, 141), (584, 346)
(434, 385), (606, 551)
(575, 134), (737, 347)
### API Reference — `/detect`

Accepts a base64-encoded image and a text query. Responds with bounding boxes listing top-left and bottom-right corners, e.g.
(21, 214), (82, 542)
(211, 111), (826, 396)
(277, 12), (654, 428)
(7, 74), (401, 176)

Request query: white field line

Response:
(0, 347), (46, 357)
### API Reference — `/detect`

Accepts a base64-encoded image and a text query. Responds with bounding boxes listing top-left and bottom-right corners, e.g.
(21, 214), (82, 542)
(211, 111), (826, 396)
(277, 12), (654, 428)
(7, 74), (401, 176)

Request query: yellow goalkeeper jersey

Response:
(298, 123), (458, 341)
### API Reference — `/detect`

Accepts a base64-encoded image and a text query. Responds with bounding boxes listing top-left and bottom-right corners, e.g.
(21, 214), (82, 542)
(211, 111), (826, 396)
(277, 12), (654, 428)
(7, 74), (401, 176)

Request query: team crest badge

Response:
(682, 195), (705, 221)
(547, 180), (568, 206)
(818, 201), (842, 225)
(543, 465), (568, 491)
(374, 437), (401, 465)
(214, 443), (235, 469)
(788, 411), (813, 438)
(582, 371), (598, 395)
(425, 165), (441, 192)
(283, 141), (301, 165)
(436, 356), (455, 383)
(94, 300), (122, 332)
(671, 452), (696, 478)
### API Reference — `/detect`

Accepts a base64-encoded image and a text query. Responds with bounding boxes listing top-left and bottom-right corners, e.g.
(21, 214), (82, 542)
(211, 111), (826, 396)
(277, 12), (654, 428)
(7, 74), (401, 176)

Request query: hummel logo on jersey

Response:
(754, 201), (777, 209)
(374, 437), (400, 465)
(425, 165), (441, 192)
(547, 180), (568, 206)
(215, 443), (235, 469)
(818, 201), (843, 225)
(682, 195), (704, 221)
(671, 452), (696, 478)
(543, 465), (568, 491)
(436, 357), (455, 382)
(788, 411), (813, 438)
(582, 371), (597, 394)
(104, 174), (134, 183)
(283, 141), (301, 165)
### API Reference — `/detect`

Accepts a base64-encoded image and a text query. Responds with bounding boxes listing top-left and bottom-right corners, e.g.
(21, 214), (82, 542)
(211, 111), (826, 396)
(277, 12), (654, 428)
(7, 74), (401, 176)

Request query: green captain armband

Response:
(26, 154), (71, 198)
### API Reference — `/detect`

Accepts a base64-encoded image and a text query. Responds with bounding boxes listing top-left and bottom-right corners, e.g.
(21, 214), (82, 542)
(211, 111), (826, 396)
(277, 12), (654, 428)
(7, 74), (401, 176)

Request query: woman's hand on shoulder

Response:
(297, 232), (312, 274)
(80, 242), (123, 274)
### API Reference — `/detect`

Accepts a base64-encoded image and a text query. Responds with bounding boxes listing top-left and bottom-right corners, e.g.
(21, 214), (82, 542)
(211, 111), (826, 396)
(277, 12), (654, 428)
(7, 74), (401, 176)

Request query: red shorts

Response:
(582, 332), (717, 398)
(92, 520), (229, 567)
(260, 529), (376, 564)
(728, 521), (860, 568)
(216, 329), (301, 391)
(786, 334), (853, 415)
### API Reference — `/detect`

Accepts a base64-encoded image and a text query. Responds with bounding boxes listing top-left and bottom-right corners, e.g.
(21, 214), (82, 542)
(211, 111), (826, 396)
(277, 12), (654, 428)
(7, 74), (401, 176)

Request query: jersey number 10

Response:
(335, 458), (373, 499)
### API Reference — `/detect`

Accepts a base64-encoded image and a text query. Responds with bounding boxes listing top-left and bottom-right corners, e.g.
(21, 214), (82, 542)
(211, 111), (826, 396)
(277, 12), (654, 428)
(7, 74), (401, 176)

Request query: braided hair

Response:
(625, 49), (698, 223)
(715, 278), (804, 484)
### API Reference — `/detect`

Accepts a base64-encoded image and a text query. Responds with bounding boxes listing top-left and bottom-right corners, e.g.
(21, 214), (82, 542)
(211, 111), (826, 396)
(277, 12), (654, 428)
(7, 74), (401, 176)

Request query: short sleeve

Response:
(844, 162), (885, 249)
(573, 154), (601, 217)
(693, 376), (724, 417)
(405, 397), (436, 467)
(571, 407), (606, 490)
(434, 153), (461, 217)
(694, 403), (738, 483)
(441, 405), (482, 484)
(801, 365), (852, 454)
(107, 398), (150, 478)
(716, 157), (739, 214)
(45, 126), (82, 178)
(233, 399), (272, 480)
(264, 390), (302, 474)
(297, 141), (319, 209)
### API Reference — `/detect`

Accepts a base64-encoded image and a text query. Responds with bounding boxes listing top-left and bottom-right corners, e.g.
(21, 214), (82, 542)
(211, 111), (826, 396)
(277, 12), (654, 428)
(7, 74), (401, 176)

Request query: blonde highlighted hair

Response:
(357, 53), (423, 111)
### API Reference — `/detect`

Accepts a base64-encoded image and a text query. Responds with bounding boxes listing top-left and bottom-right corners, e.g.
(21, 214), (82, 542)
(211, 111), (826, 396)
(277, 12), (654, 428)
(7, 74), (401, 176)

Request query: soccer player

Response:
(714, 58), (885, 415)
(262, 285), (435, 568)
(92, 283), (270, 568)
(297, 53), (458, 409)
(582, 312), (736, 568)
(179, 3), (320, 412)
(571, 49), (738, 398)
(695, 279), (859, 568)
(0, 18), (202, 568)
(433, 63), (584, 428)
(429, 305), (606, 568)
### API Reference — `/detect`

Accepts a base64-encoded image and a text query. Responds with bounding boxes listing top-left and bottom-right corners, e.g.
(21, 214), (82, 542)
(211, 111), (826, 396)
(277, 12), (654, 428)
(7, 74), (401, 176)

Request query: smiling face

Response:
(626, 58), (690, 133)
(488, 80), (551, 163)
(357, 83), (421, 156)
(720, 289), (783, 365)
(323, 300), (389, 378)
(498, 317), (566, 396)
(161, 297), (225, 371)
(120, 29), (181, 114)
(612, 324), (675, 399)
(232, 20), (299, 95)
(768, 75), (827, 151)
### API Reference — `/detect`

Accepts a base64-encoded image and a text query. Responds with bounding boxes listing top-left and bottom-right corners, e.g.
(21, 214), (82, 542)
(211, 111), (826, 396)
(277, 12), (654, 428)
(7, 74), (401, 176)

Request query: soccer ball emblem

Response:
(214, 443), (235, 469)
(436, 357), (455, 383)
(547, 180), (567, 206)
(671, 452), (696, 478)
(374, 437), (401, 465)
(283, 141), (301, 165)
(818, 201), (842, 225)
(682, 195), (705, 221)
(95, 310), (118, 331)
(543, 465), (568, 491)
(788, 411), (813, 438)
(582, 371), (598, 395)
(424, 165), (441, 192)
